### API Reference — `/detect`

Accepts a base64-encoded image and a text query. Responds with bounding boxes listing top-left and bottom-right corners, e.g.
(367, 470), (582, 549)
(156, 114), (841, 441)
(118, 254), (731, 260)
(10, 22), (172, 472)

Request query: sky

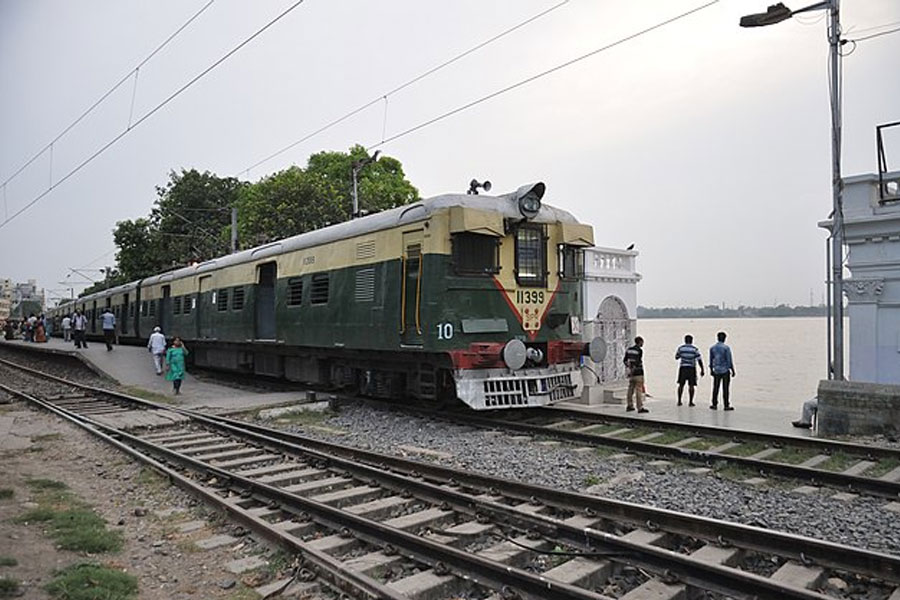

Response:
(1, 0), (899, 308)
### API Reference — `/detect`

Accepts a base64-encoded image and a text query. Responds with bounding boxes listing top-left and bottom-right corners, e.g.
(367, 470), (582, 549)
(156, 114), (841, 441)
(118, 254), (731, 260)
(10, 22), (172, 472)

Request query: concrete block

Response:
(669, 437), (702, 448)
(347, 495), (417, 519)
(709, 441), (740, 454)
(841, 460), (877, 476)
(177, 519), (208, 533)
(771, 562), (825, 588)
(309, 485), (383, 508)
(443, 521), (495, 539)
(790, 485), (820, 496)
(284, 475), (352, 496)
(226, 555), (266, 574)
(384, 507), (455, 531)
(633, 432), (666, 443)
(830, 492), (859, 502)
(307, 533), (359, 555)
(213, 453), (282, 469)
(686, 467), (711, 475)
(621, 528), (668, 547)
(879, 466), (900, 482)
(398, 445), (453, 459)
(799, 455), (831, 468)
(195, 534), (237, 550)
(544, 557), (611, 586)
(882, 501), (900, 513)
(478, 536), (551, 566)
(342, 551), (404, 576)
(387, 570), (459, 600)
(690, 544), (742, 565)
(742, 477), (768, 486)
(256, 467), (327, 486)
(620, 579), (685, 600)
(748, 448), (781, 460)
(647, 460), (673, 468)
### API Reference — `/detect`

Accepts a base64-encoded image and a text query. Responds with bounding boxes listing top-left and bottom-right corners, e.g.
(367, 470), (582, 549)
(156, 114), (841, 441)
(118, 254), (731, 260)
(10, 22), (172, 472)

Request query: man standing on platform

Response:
(147, 327), (167, 375)
(100, 307), (116, 351)
(624, 336), (649, 413)
(709, 331), (736, 410)
(72, 310), (88, 349)
(675, 334), (704, 406)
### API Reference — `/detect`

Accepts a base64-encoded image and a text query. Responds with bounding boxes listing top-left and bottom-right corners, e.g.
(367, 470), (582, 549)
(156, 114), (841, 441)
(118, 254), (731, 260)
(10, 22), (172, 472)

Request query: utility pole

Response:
(740, 0), (844, 379)
(231, 207), (238, 253)
(351, 151), (380, 219)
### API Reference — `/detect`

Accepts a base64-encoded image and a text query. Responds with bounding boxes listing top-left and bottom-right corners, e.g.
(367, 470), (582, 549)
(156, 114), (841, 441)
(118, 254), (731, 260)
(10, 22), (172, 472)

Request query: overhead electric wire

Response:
(368, 0), (720, 151)
(0, 0), (308, 233)
(849, 26), (900, 42)
(239, 0), (571, 176)
(0, 0), (216, 189)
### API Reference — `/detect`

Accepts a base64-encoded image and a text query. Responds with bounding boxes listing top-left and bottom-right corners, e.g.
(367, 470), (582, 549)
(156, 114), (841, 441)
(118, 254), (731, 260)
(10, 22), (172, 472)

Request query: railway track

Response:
(2, 357), (900, 599)
(356, 401), (900, 500)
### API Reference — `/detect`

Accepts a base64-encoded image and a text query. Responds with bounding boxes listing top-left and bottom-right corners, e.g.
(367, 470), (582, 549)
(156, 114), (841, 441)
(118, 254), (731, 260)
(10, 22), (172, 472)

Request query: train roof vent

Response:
(356, 240), (376, 260)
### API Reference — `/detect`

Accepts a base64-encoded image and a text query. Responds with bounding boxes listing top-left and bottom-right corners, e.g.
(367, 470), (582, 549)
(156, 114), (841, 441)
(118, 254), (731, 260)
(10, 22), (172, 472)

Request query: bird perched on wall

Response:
(626, 243), (635, 250)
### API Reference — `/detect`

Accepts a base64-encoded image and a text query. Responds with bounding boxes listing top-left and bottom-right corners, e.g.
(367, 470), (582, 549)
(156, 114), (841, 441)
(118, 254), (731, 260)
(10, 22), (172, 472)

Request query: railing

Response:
(877, 121), (900, 203)
(584, 248), (637, 278)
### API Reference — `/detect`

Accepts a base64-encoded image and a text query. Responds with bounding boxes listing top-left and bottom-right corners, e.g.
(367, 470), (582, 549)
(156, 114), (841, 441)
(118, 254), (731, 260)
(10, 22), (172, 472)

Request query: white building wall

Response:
(830, 170), (900, 384)
(580, 247), (640, 399)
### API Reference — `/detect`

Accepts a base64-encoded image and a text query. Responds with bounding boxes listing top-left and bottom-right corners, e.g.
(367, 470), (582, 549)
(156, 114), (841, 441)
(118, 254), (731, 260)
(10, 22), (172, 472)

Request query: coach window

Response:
(184, 295), (193, 315)
(217, 288), (229, 312)
(287, 278), (303, 307)
(515, 224), (547, 287)
(310, 273), (329, 305)
(452, 232), (499, 276)
(173, 296), (182, 315)
(558, 245), (584, 280)
(232, 286), (245, 311)
(148, 300), (156, 317)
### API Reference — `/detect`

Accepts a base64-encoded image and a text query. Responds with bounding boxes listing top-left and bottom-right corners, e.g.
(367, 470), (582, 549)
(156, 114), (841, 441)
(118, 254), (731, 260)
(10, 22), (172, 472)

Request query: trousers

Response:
(711, 373), (731, 407)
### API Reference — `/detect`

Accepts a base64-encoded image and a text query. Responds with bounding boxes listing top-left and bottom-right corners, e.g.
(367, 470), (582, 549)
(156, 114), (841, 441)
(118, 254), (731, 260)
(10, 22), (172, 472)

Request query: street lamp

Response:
(740, 0), (844, 380)
(351, 151), (380, 219)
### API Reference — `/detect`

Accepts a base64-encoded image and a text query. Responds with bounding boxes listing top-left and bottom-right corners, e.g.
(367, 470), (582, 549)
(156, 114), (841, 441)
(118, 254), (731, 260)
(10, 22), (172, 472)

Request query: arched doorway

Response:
(593, 295), (631, 383)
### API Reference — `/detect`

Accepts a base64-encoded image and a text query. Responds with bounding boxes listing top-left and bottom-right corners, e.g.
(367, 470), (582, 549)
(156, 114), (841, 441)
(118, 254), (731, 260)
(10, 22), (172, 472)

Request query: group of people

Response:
(148, 327), (189, 395)
(4, 313), (50, 343)
(623, 331), (736, 413)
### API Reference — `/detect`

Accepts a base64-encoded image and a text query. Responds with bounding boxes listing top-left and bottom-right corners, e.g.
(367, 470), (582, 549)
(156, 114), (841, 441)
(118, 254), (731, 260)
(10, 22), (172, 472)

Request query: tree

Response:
(236, 145), (418, 243)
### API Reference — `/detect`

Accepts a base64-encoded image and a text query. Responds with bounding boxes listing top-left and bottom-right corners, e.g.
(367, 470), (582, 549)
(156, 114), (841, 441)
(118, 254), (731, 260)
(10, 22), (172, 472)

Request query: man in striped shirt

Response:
(675, 334), (705, 406)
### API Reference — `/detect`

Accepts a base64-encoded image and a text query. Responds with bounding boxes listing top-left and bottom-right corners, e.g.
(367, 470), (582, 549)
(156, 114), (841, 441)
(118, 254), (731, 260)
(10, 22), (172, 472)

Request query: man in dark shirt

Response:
(623, 336), (648, 413)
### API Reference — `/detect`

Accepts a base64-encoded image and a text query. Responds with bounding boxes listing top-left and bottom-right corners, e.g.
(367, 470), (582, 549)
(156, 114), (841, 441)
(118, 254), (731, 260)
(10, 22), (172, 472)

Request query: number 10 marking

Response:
(437, 323), (454, 340)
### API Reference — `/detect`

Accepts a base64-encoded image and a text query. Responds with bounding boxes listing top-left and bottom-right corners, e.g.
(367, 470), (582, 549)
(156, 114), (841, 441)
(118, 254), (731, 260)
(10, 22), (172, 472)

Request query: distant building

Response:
(0, 277), (44, 322)
(580, 246), (641, 403)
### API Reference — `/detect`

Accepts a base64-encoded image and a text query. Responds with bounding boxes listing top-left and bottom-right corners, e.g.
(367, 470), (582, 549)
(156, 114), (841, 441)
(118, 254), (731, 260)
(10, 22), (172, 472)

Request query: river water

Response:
(635, 317), (843, 408)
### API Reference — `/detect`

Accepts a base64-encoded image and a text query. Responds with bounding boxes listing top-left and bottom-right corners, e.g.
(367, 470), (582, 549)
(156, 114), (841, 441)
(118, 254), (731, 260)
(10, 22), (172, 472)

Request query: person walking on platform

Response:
(624, 336), (649, 413)
(100, 307), (116, 351)
(165, 337), (189, 395)
(709, 331), (736, 410)
(147, 327), (167, 375)
(72, 310), (88, 349)
(675, 334), (704, 406)
(61, 314), (72, 342)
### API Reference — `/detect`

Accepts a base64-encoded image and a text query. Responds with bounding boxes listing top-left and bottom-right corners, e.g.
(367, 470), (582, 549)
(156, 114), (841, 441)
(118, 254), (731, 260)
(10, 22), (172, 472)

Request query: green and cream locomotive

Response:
(50, 183), (604, 409)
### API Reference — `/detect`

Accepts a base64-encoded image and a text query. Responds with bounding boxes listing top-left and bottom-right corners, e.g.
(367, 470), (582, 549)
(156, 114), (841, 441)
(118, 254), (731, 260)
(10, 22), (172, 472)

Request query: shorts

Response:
(677, 366), (697, 386)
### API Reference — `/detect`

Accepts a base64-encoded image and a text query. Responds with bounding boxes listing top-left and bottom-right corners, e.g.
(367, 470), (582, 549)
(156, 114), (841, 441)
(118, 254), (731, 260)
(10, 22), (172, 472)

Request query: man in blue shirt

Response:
(709, 331), (735, 410)
(675, 334), (704, 406)
(100, 308), (116, 351)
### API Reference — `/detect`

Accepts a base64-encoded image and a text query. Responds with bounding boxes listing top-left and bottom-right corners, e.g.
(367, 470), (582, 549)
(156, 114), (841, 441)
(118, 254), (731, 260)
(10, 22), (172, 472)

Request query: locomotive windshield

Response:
(452, 232), (500, 275)
(515, 224), (547, 287)
(559, 245), (584, 280)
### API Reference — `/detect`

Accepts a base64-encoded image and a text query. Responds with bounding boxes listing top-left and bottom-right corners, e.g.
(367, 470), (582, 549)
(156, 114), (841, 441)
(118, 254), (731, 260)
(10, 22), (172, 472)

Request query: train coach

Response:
(51, 182), (605, 409)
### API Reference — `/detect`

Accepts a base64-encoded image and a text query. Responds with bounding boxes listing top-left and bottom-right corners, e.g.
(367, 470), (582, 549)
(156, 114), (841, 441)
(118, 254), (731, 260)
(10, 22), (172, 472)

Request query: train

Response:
(49, 182), (605, 409)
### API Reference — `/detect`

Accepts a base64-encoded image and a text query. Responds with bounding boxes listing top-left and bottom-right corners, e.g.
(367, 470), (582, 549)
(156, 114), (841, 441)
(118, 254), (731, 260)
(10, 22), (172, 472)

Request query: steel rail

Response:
(0, 381), (408, 600)
(3, 358), (900, 589)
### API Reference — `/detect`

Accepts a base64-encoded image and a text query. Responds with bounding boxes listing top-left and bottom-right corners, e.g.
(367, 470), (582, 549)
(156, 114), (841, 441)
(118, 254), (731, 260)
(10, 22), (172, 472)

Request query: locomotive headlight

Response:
(525, 347), (544, 364)
(503, 339), (527, 370)
(515, 182), (545, 219)
(585, 337), (607, 363)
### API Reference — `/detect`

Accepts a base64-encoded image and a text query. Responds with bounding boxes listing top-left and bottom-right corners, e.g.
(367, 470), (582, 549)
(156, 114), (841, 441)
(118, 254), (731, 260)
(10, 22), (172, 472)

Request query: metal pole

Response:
(825, 235), (833, 377)
(230, 207), (238, 254)
(828, 0), (844, 379)
(351, 166), (359, 219)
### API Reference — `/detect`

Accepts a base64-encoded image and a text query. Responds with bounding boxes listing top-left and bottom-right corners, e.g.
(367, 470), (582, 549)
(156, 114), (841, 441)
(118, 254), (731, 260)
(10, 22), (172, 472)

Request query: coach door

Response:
(198, 276), (211, 338)
(400, 231), (424, 346)
(255, 262), (277, 340)
(121, 294), (129, 335)
(160, 286), (172, 334)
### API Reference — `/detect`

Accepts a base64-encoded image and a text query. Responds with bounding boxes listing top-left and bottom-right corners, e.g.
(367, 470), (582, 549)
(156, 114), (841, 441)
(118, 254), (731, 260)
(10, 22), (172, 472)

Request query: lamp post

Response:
(740, 1), (844, 380)
(351, 151), (380, 219)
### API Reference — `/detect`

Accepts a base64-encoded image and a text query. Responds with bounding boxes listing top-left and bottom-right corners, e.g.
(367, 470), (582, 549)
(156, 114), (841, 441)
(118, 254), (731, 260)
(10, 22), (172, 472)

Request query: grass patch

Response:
(645, 431), (692, 446)
(272, 409), (334, 427)
(135, 467), (167, 490)
(714, 463), (757, 481)
(122, 386), (174, 405)
(579, 423), (625, 436)
(612, 427), (656, 440)
(681, 437), (730, 451)
(867, 457), (900, 478)
(722, 441), (769, 457)
(769, 447), (820, 465)
(0, 557), (17, 566)
(46, 563), (137, 600)
(0, 577), (21, 597)
(817, 452), (858, 472)
(593, 446), (615, 458)
(227, 587), (262, 600)
(17, 479), (123, 554)
(0, 489), (13, 500)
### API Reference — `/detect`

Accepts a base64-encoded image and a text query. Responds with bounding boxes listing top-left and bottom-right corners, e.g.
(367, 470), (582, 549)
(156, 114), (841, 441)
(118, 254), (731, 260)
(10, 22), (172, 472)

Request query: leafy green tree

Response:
(236, 145), (418, 243)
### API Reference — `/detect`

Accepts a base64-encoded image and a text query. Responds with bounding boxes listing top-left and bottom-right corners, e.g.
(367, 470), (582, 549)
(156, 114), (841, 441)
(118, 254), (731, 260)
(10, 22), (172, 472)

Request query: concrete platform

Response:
(556, 394), (816, 440)
(0, 338), (310, 413)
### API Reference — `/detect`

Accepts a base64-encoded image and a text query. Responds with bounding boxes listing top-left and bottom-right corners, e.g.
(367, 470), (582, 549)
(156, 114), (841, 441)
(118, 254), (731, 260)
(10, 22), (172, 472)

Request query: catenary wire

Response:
(0, 0), (308, 233)
(0, 0), (216, 189)
(239, 0), (571, 176)
(849, 26), (900, 42)
(369, 0), (719, 150)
